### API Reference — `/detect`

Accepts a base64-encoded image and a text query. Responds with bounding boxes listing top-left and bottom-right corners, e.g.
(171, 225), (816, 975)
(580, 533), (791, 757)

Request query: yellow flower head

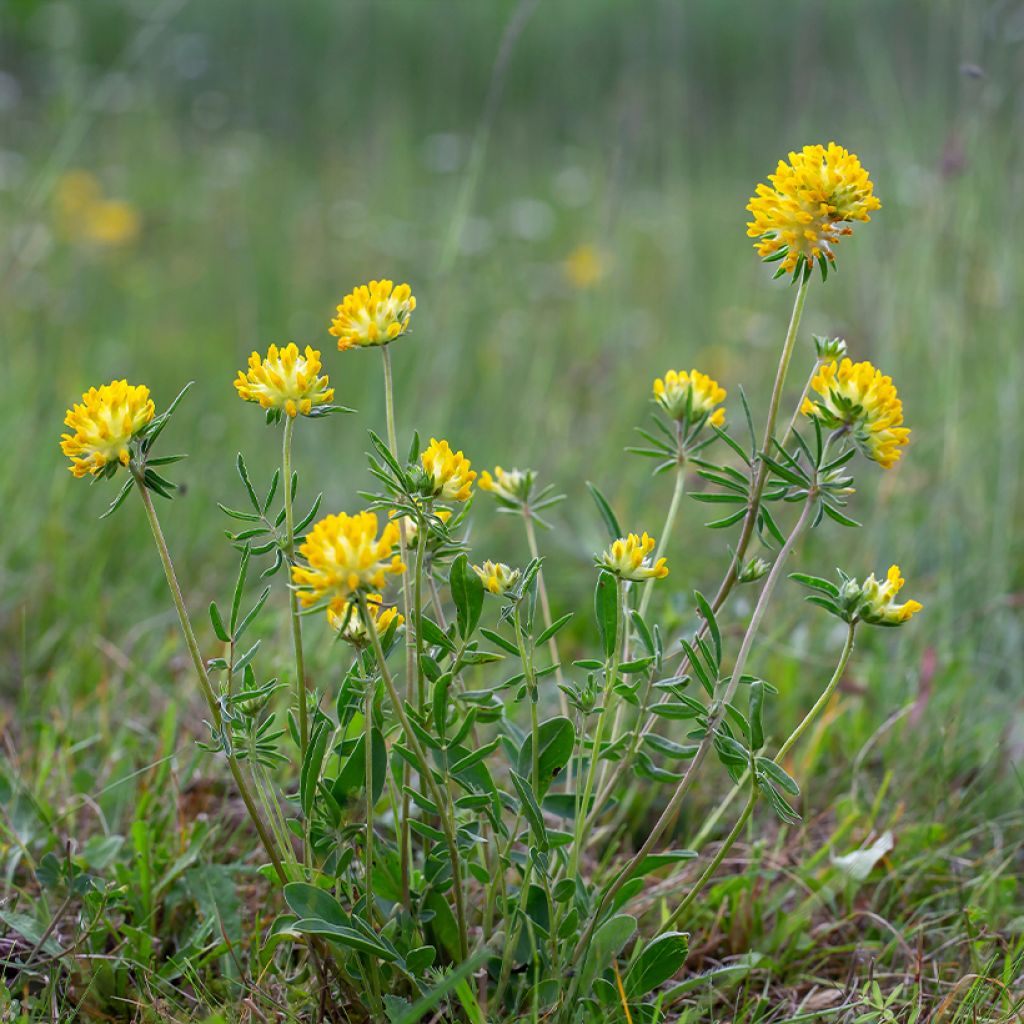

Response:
(652, 369), (727, 426)
(60, 380), (155, 478)
(801, 358), (910, 469)
(747, 142), (880, 277)
(473, 560), (521, 596)
(478, 466), (531, 504)
(329, 279), (416, 351)
(291, 511), (405, 607)
(597, 533), (669, 582)
(328, 594), (403, 645)
(234, 343), (334, 418)
(852, 565), (923, 627)
(421, 438), (476, 502)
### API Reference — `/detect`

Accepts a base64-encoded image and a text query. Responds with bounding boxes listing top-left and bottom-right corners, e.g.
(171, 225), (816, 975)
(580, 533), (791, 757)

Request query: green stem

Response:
(135, 479), (287, 885)
(568, 493), (816, 970)
(413, 510), (428, 711)
(523, 512), (568, 716)
(637, 439), (686, 624)
(357, 591), (469, 961)
(660, 621), (856, 932)
(380, 344), (415, 911)
(570, 577), (625, 879)
(282, 415), (309, 762)
(709, 274), (810, 611)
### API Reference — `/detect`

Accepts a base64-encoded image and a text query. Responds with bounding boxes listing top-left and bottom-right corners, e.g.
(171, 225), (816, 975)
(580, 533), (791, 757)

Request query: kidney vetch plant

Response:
(59, 143), (920, 1021)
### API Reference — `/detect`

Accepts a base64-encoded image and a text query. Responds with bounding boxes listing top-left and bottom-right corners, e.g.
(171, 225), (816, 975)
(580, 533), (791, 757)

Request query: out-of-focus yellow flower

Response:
(473, 561), (521, 596)
(54, 170), (141, 247)
(389, 506), (452, 545)
(421, 438), (476, 502)
(652, 369), (727, 426)
(801, 358), (909, 469)
(747, 142), (880, 276)
(478, 466), (531, 503)
(597, 533), (668, 582)
(846, 565), (922, 626)
(292, 511), (404, 607)
(84, 200), (141, 246)
(563, 244), (606, 289)
(234, 343), (334, 418)
(328, 593), (403, 644)
(60, 380), (155, 478)
(329, 279), (416, 351)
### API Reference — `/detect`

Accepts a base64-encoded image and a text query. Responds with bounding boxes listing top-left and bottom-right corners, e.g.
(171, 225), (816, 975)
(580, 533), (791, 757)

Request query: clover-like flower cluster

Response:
(60, 380), (155, 478)
(291, 511), (405, 607)
(652, 369), (727, 426)
(234, 343), (334, 418)
(329, 279), (416, 351)
(801, 358), (910, 469)
(421, 438), (476, 502)
(747, 142), (880, 277)
(596, 532), (669, 582)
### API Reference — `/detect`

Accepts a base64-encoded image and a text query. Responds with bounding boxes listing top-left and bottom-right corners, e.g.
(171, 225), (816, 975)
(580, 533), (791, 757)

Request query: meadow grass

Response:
(1, 1), (1023, 1020)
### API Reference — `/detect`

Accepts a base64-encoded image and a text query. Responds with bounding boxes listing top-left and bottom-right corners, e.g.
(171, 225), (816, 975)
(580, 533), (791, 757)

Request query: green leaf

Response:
(756, 757), (800, 796)
(208, 601), (230, 643)
(587, 481), (622, 541)
(625, 931), (689, 998)
(333, 728), (388, 807)
(517, 717), (575, 796)
(283, 882), (347, 925)
(449, 554), (484, 641)
(693, 592), (721, 666)
(509, 770), (548, 851)
(300, 722), (332, 816)
(578, 913), (637, 996)
(292, 918), (396, 961)
(594, 571), (619, 660)
(99, 477), (135, 519)
(748, 680), (765, 751)
(536, 612), (573, 646)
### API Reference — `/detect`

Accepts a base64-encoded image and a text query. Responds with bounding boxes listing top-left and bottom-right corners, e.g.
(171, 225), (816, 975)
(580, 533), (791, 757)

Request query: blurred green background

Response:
(1, 0), (1022, 823)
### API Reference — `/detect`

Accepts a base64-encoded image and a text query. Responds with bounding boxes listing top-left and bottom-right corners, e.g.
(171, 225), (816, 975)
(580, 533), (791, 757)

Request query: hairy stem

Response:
(523, 512), (568, 716)
(660, 621), (856, 932)
(135, 479), (287, 883)
(568, 493), (816, 970)
(570, 576), (625, 880)
(281, 415), (309, 762)
(358, 590), (469, 961)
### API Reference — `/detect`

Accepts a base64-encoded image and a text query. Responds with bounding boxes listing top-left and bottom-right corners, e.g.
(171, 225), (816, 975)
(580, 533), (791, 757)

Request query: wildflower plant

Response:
(61, 143), (923, 1022)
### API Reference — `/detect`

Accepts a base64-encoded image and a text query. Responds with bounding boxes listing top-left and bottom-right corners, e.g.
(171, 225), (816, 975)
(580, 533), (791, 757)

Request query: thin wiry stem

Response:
(281, 415), (309, 762)
(135, 478), (287, 884)
(659, 621), (856, 932)
(567, 492), (816, 977)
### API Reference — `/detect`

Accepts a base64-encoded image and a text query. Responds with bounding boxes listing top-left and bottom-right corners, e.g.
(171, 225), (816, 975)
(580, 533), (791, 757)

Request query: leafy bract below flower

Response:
(292, 511), (404, 607)
(747, 142), (880, 277)
(234, 343), (334, 418)
(60, 380), (155, 478)
(473, 561), (521, 596)
(801, 358), (910, 469)
(328, 594), (403, 645)
(329, 279), (416, 351)
(389, 506), (452, 545)
(653, 369), (727, 426)
(421, 438), (476, 502)
(478, 466), (531, 504)
(597, 533), (669, 582)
